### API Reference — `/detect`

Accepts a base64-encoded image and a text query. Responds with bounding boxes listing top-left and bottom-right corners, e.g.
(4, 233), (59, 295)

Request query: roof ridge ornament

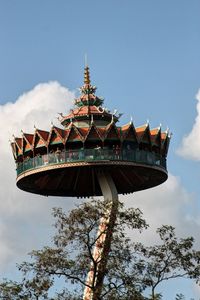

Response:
(81, 65), (96, 95)
(74, 65), (104, 108)
(84, 66), (91, 86)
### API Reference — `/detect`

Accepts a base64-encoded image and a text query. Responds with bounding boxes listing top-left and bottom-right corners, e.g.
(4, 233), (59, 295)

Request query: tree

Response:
(0, 199), (147, 299)
(130, 225), (200, 299)
(0, 199), (200, 300)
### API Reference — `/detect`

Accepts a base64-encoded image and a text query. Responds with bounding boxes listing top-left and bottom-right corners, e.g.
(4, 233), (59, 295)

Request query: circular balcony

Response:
(16, 148), (168, 197)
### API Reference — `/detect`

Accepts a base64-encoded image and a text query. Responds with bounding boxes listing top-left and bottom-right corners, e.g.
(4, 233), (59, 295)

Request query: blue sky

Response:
(1, 0), (200, 298)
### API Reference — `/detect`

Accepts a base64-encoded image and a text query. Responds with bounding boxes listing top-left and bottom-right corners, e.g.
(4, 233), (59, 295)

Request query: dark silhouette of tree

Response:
(0, 199), (200, 300)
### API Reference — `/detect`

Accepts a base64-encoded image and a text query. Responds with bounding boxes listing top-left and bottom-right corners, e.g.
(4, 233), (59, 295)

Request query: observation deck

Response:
(16, 147), (167, 197)
(12, 65), (170, 198)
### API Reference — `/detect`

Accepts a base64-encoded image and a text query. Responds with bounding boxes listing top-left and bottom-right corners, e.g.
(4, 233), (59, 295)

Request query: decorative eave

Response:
(103, 122), (120, 141)
(12, 122), (170, 160)
(11, 142), (17, 160)
(22, 133), (34, 152)
(47, 126), (65, 146)
(135, 124), (148, 141)
(33, 129), (49, 148)
(23, 133), (34, 145)
(84, 123), (104, 142)
(150, 127), (161, 147)
(161, 131), (171, 156)
(121, 122), (138, 143)
(65, 123), (84, 143)
(135, 124), (148, 139)
(60, 105), (117, 127)
(15, 137), (22, 149)
(53, 126), (66, 140)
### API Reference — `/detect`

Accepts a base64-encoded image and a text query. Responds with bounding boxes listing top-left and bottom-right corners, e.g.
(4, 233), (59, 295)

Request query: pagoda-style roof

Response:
(60, 66), (119, 127)
(11, 121), (171, 158)
(60, 105), (117, 127)
(75, 66), (104, 107)
(11, 65), (171, 197)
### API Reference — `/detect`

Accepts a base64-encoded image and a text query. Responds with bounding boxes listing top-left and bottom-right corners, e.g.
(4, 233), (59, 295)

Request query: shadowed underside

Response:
(16, 161), (167, 197)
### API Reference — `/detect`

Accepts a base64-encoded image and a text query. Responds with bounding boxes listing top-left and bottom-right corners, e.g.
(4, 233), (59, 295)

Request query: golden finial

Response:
(84, 54), (90, 85)
(84, 65), (91, 85)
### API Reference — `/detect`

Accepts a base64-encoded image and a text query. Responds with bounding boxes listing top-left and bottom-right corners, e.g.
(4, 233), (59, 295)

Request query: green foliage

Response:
(131, 225), (200, 298)
(0, 280), (26, 299)
(0, 278), (51, 299)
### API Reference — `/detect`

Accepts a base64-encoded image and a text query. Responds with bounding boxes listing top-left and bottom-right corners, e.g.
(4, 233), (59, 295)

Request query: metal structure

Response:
(11, 65), (170, 299)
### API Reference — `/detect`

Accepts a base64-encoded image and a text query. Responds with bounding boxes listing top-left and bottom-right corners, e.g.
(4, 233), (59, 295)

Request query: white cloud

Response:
(0, 81), (77, 275)
(122, 173), (200, 246)
(177, 89), (200, 160)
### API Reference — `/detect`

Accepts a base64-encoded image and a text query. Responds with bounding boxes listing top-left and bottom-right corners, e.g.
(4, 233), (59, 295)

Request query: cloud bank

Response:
(178, 89), (200, 160)
(0, 81), (76, 275)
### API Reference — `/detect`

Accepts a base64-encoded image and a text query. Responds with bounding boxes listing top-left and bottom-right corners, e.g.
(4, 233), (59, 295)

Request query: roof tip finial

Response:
(84, 66), (90, 86)
(84, 54), (91, 85)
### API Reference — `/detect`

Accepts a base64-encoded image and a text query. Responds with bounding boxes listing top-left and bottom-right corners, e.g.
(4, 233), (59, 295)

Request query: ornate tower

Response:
(11, 65), (170, 299)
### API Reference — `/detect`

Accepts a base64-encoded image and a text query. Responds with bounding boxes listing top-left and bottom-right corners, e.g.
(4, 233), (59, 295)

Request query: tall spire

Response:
(80, 64), (96, 95)
(84, 54), (90, 86)
(74, 64), (104, 107)
(84, 66), (91, 86)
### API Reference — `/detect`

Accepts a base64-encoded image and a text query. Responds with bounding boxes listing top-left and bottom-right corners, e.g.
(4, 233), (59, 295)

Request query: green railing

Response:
(16, 148), (167, 176)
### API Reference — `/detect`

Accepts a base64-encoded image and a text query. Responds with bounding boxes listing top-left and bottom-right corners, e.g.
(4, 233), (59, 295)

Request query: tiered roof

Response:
(11, 66), (171, 160)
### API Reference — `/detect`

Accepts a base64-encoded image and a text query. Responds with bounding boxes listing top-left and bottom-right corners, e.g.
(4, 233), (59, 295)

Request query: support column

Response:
(83, 171), (119, 300)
